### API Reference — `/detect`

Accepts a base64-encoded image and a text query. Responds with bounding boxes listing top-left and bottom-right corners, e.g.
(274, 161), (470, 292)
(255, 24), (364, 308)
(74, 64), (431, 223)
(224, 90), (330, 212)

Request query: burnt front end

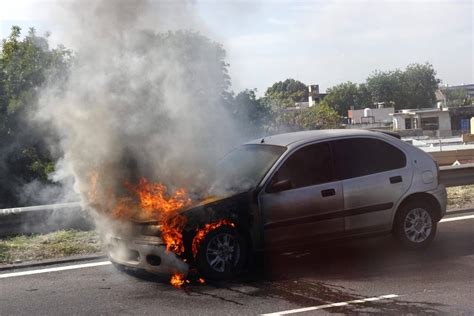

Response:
(105, 221), (189, 276)
(106, 191), (258, 278)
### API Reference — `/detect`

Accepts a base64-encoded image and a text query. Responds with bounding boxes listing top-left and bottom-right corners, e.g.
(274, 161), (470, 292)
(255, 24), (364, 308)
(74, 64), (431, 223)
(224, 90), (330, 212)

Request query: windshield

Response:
(212, 144), (286, 193)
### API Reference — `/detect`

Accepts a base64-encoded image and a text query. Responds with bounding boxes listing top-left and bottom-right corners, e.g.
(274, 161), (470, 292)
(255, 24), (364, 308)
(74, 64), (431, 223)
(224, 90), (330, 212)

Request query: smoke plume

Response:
(36, 0), (243, 217)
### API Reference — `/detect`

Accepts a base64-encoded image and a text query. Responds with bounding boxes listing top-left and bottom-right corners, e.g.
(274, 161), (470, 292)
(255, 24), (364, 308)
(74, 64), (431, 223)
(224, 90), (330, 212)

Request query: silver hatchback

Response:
(108, 129), (447, 280)
(256, 129), (446, 249)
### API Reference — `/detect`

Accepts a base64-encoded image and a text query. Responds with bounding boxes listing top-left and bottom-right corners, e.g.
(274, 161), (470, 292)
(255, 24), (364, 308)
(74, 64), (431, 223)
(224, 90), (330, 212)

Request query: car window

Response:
(331, 138), (406, 180)
(215, 144), (286, 191)
(269, 142), (334, 191)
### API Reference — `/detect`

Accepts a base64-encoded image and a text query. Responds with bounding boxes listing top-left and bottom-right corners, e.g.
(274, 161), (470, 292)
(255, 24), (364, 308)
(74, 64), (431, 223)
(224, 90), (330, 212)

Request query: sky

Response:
(0, 0), (472, 95)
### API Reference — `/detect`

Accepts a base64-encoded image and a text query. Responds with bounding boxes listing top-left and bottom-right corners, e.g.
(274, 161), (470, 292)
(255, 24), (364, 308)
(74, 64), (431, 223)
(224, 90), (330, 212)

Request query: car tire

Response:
(393, 201), (437, 249)
(195, 226), (248, 280)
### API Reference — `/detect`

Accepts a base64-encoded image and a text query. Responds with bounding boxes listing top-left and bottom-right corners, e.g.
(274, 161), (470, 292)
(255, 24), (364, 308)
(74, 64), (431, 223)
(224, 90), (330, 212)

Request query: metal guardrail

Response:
(439, 163), (474, 187)
(430, 148), (474, 166)
(0, 202), (90, 237)
(0, 202), (81, 217)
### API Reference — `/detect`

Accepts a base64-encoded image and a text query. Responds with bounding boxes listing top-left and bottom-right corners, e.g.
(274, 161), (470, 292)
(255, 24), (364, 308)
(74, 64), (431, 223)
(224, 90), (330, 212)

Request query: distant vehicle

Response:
(107, 130), (447, 280)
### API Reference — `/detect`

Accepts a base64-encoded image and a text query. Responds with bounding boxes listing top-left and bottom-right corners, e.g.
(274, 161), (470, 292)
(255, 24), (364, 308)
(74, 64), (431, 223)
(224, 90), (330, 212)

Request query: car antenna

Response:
(261, 123), (273, 144)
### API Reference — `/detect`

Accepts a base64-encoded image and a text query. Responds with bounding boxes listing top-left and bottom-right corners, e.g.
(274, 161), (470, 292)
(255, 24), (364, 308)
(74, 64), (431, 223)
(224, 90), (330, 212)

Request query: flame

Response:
(111, 178), (192, 255)
(170, 273), (186, 288)
(124, 178), (191, 216)
(161, 214), (188, 254)
(93, 176), (231, 288)
(192, 219), (236, 258)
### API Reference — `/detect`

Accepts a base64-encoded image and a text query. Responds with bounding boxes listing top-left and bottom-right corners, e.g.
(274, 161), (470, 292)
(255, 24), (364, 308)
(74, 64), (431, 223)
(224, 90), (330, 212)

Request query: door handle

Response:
(321, 189), (336, 197)
(390, 176), (402, 184)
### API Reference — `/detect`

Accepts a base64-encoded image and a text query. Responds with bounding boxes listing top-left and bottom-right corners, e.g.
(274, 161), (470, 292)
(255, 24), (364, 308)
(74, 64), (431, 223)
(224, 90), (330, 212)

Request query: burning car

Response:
(106, 129), (447, 281)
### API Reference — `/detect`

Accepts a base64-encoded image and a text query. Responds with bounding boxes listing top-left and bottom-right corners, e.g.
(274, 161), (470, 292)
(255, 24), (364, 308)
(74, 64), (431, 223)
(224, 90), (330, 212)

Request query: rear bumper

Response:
(428, 184), (447, 220)
(105, 234), (188, 276)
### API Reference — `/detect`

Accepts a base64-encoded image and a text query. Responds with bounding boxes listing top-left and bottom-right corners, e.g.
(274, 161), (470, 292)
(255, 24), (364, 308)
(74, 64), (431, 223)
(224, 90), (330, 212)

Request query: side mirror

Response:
(269, 179), (292, 193)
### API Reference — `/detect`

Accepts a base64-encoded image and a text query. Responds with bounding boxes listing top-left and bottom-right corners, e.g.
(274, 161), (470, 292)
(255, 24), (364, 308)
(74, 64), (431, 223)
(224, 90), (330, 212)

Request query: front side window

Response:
(214, 144), (286, 192)
(332, 138), (406, 180)
(269, 142), (334, 191)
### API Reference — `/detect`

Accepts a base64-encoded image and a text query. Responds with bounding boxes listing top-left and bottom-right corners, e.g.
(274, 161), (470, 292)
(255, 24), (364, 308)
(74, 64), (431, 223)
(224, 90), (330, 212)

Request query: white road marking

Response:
(0, 261), (111, 279)
(261, 294), (399, 315)
(440, 214), (474, 223)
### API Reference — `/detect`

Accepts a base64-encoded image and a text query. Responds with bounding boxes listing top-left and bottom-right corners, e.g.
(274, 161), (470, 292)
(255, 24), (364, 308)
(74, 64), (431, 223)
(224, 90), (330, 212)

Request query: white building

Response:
(391, 108), (452, 137)
(348, 107), (394, 125)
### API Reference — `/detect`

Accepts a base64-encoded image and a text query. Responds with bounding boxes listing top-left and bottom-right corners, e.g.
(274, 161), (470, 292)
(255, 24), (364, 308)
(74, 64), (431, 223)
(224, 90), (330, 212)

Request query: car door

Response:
(331, 137), (412, 233)
(259, 141), (344, 247)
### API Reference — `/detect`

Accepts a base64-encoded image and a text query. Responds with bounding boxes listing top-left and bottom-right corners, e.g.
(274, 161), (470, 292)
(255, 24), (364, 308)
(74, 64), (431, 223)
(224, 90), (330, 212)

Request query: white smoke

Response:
(35, 0), (243, 216)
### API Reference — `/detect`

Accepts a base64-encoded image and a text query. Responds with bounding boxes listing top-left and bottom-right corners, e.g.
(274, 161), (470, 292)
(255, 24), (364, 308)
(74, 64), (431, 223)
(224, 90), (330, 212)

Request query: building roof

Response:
(391, 108), (449, 116)
(247, 129), (388, 147)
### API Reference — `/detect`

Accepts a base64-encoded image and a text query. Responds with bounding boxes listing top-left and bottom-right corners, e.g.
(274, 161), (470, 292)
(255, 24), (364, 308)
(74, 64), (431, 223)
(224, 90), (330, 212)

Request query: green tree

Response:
(402, 63), (440, 109)
(366, 70), (404, 109)
(366, 63), (440, 110)
(232, 89), (271, 137)
(272, 101), (341, 131)
(264, 78), (308, 109)
(356, 83), (373, 109)
(443, 87), (472, 107)
(0, 26), (71, 207)
(323, 82), (359, 115)
(299, 101), (341, 129)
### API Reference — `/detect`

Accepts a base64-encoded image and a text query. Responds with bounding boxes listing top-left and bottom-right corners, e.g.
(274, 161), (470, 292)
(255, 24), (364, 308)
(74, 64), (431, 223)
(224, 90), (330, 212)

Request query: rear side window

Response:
(331, 138), (406, 179)
(270, 142), (334, 190)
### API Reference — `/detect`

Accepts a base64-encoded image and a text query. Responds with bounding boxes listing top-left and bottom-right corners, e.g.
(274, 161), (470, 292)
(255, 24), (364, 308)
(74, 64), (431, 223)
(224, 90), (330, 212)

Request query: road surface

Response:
(1, 210), (473, 315)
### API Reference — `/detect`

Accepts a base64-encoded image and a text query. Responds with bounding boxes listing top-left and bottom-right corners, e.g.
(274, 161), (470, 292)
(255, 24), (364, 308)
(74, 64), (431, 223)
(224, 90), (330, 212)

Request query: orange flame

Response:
(111, 178), (192, 255)
(125, 178), (191, 216)
(96, 176), (230, 288)
(192, 219), (236, 258)
(161, 214), (188, 254)
(170, 273), (186, 288)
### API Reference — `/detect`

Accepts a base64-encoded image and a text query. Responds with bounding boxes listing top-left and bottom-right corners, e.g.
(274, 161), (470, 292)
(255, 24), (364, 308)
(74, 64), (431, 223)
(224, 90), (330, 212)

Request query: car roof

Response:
(246, 129), (394, 148)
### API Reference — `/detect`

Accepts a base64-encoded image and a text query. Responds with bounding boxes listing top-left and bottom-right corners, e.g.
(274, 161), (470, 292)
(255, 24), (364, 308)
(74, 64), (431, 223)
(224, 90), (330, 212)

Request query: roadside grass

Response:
(447, 185), (474, 210)
(0, 230), (102, 265)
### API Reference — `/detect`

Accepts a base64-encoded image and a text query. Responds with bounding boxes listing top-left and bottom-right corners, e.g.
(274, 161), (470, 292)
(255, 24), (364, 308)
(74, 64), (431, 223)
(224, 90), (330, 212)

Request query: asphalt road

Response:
(1, 210), (473, 315)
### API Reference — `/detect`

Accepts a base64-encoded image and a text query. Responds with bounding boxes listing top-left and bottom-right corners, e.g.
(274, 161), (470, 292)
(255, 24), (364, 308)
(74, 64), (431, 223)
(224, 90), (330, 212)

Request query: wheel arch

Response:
(183, 219), (253, 262)
(392, 192), (443, 229)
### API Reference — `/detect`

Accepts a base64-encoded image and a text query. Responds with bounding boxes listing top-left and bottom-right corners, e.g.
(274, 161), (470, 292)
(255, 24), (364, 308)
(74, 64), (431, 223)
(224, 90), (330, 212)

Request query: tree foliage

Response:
(272, 101), (340, 132)
(264, 78), (308, 109)
(403, 63), (440, 109)
(443, 87), (472, 107)
(0, 26), (71, 207)
(231, 89), (271, 138)
(366, 69), (404, 109)
(299, 101), (341, 129)
(323, 82), (360, 115)
(366, 63), (440, 110)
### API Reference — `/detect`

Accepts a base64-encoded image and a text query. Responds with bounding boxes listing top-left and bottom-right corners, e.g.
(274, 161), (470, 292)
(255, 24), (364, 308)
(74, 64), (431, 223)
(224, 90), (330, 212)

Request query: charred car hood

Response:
(181, 191), (253, 229)
(127, 191), (253, 225)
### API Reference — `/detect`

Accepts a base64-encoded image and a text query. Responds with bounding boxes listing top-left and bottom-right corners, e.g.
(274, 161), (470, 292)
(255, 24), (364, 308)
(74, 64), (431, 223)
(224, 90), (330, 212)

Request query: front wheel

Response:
(195, 226), (248, 280)
(393, 202), (437, 249)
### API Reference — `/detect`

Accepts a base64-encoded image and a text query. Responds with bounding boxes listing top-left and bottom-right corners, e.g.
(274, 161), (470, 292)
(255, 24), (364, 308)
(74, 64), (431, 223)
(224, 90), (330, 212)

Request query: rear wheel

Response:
(394, 201), (437, 249)
(195, 226), (248, 280)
